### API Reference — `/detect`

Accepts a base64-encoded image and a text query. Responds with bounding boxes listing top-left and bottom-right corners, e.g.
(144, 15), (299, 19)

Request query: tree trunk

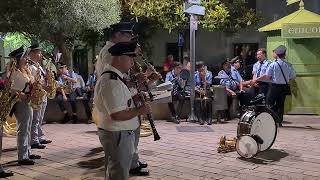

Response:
(47, 33), (74, 68)
(55, 40), (73, 68)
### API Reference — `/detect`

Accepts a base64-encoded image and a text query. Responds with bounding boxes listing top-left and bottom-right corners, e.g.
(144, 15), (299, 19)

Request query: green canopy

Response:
(258, 3), (320, 32)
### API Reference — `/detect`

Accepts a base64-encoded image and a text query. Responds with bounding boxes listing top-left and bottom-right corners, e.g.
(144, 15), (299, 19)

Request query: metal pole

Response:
(188, 14), (197, 122)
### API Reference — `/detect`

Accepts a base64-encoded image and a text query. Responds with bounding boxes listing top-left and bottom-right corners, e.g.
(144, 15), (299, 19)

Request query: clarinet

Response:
(131, 63), (160, 141)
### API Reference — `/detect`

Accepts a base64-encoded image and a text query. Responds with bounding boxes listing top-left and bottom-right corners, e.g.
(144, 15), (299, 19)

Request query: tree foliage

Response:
(126, 0), (261, 32)
(0, 0), (121, 65)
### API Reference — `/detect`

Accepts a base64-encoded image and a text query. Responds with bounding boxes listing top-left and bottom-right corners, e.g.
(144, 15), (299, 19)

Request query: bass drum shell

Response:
(236, 135), (259, 159)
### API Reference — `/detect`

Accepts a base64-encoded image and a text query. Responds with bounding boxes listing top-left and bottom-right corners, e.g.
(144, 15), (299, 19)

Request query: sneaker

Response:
(40, 139), (52, 144)
(129, 167), (150, 176)
(29, 154), (41, 159)
(31, 143), (46, 149)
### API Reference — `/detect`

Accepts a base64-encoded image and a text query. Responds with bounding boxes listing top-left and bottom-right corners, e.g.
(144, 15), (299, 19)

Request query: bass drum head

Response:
(236, 136), (258, 159)
(250, 112), (277, 151)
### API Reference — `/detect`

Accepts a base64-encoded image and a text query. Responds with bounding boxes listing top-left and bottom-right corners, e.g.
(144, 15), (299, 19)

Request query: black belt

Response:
(258, 82), (270, 85)
(98, 128), (134, 133)
(271, 83), (287, 86)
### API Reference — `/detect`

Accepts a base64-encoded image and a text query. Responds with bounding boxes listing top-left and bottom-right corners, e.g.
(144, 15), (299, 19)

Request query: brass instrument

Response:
(30, 63), (47, 110)
(0, 61), (19, 136)
(60, 71), (75, 94)
(3, 115), (17, 136)
(217, 136), (237, 153)
(43, 57), (58, 99)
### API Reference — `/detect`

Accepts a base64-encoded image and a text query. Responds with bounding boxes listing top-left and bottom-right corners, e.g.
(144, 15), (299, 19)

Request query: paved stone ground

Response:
(2, 115), (320, 180)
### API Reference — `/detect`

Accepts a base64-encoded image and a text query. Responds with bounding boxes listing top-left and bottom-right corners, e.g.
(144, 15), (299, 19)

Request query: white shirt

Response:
(10, 69), (34, 93)
(94, 64), (139, 131)
(96, 41), (115, 79)
(73, 73), (85, 89)
(28, 60), (46, 85)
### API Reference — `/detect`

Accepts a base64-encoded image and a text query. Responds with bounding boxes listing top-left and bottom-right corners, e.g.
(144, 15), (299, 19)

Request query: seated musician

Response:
(194, 61), (213, 125)
(229, 58), (255, 106)
(165, 61), (184, 124)
(218, 60), (251, 119)
(56, 62), (79, 124)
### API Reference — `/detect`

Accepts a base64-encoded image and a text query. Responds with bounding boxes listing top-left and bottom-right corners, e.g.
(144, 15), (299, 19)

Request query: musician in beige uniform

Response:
(28, 44), (52, 149)
(95, 22), (134, 78)
(8, 47), (41, 165)
(96, 22), (151, 176)
(94, 42), (152, 180)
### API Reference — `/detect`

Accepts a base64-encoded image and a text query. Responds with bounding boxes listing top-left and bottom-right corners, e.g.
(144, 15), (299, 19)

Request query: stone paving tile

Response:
(1, 115), (320, 180)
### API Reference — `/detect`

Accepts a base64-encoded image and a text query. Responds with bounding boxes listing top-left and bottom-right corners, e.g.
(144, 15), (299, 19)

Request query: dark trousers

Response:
(195, 97), (212, 123)
(255, 82), (270, 97)
(57, 92), (77, 114)
(266, 84), (286, 123)
(168, 96), (185, 118)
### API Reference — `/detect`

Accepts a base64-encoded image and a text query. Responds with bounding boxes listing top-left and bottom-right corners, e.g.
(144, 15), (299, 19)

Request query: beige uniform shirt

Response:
(94, 65), (139, 131)
(95, 41), (115, 79)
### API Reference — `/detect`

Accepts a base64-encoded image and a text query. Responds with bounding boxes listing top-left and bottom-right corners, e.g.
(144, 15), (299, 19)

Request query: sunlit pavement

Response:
(2, 115), (320, 180)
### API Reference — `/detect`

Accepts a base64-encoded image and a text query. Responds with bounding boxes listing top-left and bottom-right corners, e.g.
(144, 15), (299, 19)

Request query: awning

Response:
(258, 5), (320, 32)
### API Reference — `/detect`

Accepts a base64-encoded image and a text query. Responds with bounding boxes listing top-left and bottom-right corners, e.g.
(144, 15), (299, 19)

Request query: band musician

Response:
(56, 62), (79, 124)
(194, 61), (213, 125)
(27, 44), (52, 150)
(94, 41), (152, 180)
(165, 61), (184, 124)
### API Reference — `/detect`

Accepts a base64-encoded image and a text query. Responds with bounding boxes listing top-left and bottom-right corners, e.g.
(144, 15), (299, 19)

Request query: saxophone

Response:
(0, 61), (19, 131)
(43, 57), (57, 99)
(30, 63), (47, 110)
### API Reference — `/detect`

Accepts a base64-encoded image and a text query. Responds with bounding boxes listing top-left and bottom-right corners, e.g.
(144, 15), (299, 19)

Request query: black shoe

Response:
(72, 115), (78, 124)
(199, 120), (204, 125)
(87, 119), (93, 124)
(207, 120), (212, 125)
(29, 154), (41, 159)
(61, 113), (70, 124)
(31, 143), (46, 149)
(138, 161), (148, 169)
(174, 118), (180, 124)
(18, 159), (34, 165)
(0, 170), (14, 178)
(129, 167), (150, 176)
(167, 116), (175, 122)
(40, 139), (52, 144)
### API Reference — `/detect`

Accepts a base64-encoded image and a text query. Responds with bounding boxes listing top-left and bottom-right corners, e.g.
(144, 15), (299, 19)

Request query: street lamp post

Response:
(184, 0), (205, 121)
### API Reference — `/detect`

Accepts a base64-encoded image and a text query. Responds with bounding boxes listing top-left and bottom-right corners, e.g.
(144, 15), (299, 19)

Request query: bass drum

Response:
(236, 135), (259, 159)
(237, 108), (277, 151)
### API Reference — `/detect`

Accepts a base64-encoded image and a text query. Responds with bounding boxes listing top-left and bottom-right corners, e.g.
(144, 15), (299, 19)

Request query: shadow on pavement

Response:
(3, 160), (19, 168)
(83, 147), (104, 158)
(282, 126), (320, 131)
(2, 147), (17, 153)
(238, 149), (289, 165)
(77, 156), (104, 169)
(85, 131), (98, 134)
